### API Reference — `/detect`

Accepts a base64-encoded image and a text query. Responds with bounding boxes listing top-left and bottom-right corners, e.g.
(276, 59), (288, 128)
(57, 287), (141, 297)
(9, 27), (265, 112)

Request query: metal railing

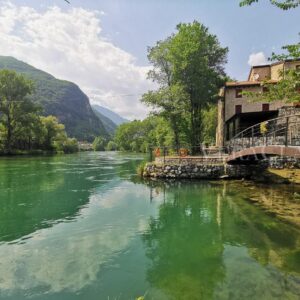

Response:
(227, 114), (300, 154)
(149, 145), (228, 162)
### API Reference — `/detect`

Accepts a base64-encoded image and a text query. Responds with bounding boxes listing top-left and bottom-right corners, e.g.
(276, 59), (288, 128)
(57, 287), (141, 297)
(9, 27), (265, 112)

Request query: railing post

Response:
(150, 146), (153, 162)
(285, 117), (289, 146)
(242, 132), (244, 150)
(251, 127), (254, 147)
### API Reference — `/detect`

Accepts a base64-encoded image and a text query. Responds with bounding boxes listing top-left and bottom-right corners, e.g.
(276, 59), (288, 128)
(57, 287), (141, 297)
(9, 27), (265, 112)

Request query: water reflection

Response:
(0, 153), (148, 298)
(142, 180), (300, 299)
(0, 153), (299, 299)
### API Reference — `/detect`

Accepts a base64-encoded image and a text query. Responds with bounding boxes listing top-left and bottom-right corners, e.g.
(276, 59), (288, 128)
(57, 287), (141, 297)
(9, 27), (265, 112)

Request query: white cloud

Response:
(248, 52), (268, 66)
(0, 1), (155, 119)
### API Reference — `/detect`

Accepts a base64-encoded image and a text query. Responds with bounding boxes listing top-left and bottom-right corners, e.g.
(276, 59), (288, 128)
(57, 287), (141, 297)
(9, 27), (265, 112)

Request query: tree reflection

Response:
(142, 181), (300, 299)
(143, 183), (226, 299)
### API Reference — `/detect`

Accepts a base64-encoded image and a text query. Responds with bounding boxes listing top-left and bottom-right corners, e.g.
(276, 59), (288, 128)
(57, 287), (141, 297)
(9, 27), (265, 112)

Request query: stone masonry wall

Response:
(143, 163), (259, 179)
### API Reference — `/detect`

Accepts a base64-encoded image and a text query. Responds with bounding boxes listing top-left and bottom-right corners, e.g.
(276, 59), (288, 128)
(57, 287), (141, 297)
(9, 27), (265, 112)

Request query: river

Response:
(0, 152), (299, 300)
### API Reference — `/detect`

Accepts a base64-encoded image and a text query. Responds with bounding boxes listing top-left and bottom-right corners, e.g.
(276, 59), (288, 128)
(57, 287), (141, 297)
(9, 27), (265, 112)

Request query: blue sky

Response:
(1, 0), (299, 118)
(14, 0), (299, 79)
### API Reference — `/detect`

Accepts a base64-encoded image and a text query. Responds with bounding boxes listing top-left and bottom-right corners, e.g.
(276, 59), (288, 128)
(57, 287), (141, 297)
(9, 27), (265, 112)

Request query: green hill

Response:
(92, 107), (117, 135)
(0, 56), (107, 141)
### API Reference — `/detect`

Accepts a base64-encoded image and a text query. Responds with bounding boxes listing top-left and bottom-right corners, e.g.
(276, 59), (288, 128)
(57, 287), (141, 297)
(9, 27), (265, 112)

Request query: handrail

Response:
(230, 113), (300, 141)
(228, 113), (300, 154)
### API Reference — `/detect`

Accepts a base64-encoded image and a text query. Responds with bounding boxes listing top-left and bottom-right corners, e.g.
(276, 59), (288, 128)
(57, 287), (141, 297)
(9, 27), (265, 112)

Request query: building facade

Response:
(216, 59), (300, 147)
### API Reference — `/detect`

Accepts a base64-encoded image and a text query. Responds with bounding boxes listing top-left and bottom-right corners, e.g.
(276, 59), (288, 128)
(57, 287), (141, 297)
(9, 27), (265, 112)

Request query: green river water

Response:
(0, 152), (299, 300)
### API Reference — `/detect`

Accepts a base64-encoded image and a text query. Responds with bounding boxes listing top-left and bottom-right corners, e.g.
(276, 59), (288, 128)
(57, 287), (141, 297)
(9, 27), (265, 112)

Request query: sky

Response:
(0, 0), (299, 119)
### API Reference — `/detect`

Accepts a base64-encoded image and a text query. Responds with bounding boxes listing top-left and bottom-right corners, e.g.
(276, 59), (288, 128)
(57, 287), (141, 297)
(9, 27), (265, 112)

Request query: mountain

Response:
(92, 105), (128, 126)
(92, 108), (117, 135)
(0, 56), (107, 141)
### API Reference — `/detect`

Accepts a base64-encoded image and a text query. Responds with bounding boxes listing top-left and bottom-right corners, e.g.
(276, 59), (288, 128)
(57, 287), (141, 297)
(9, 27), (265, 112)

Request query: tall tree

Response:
(169, 22), (227, 150)
(0, 70), (35, 153)
(143, 21), (228, 151)
(142, 84), (189, 149)
(143, 39), (188, 148)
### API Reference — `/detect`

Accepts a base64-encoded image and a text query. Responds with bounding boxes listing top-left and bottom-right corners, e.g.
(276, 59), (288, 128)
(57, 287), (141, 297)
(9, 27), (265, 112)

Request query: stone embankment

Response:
(143, 156), (300, 181)
(143, 162), (259, 179)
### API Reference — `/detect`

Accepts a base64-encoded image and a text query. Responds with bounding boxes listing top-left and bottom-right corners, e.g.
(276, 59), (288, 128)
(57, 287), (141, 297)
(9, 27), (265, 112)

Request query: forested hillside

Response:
(92, 107), (117, 135)
(0, 56), (107, 141)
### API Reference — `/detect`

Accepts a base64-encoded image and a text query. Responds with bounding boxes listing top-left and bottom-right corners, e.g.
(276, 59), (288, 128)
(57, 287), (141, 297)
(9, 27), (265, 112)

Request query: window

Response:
(262, 103), (269, 111)
(235, 89), (243, 98)
(262, 86), (269, 93)
(235, 105), (242, 114)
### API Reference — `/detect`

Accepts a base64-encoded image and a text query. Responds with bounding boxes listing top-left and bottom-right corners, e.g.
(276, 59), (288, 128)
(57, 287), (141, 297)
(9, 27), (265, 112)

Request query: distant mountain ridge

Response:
(0, 56), (107, 141)
(92, 105), (128, 126)
(92, 107), (117, 135)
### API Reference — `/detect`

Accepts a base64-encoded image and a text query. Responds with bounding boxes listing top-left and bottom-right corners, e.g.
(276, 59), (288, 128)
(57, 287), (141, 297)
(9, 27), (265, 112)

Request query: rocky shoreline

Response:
(143, 156), (300, 183)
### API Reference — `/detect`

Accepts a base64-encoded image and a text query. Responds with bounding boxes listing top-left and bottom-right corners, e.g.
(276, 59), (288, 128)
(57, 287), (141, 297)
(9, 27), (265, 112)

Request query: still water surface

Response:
(0, 152), (299, 300)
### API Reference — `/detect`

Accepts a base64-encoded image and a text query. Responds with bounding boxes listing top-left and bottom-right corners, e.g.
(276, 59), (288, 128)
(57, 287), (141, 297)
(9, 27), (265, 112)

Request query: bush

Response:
(106, 141), (118, 151)
(63, 138), (79, 153)
(92, 136), (106, 151)
(137, 161), (147, 177)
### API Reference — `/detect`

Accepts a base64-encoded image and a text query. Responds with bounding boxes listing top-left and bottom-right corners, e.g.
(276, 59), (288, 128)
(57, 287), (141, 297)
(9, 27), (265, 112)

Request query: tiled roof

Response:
(225, 80), (278, 87)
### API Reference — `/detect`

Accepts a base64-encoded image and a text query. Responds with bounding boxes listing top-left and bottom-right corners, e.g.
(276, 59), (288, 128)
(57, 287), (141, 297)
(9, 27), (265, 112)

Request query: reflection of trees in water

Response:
(143, 183), (226, 299)
(221, 181), (300, 274)
(141, 180), (300, 299)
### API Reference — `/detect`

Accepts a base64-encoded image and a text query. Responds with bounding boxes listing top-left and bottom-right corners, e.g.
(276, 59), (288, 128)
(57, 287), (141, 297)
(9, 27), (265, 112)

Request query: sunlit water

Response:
(0, 152), (299, 300)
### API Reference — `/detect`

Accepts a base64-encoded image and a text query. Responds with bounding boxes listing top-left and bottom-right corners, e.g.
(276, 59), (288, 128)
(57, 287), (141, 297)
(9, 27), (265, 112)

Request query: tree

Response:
(144, 21), (228, 151)
(40, 115), (66, 150)
(240, 0), (300, 10)
(106, 141), (117, 151)
(0, 70), (36, 153)
(202, 104), (218, 145)
(113, 116), (174, 153)
(92, 136), (107, 151)
(169, 22), (228, 150)
(142, 84), (189, 148)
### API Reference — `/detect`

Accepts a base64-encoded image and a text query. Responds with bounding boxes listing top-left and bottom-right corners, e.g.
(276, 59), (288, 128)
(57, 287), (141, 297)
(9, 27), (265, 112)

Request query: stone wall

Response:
(155, 156), (226, 165)
(143, 163), (260, 179)
(266, 157), (300, 169)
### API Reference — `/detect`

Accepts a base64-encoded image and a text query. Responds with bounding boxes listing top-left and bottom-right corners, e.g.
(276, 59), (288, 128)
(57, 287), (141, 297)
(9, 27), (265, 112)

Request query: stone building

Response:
(216, 59), (300, 147)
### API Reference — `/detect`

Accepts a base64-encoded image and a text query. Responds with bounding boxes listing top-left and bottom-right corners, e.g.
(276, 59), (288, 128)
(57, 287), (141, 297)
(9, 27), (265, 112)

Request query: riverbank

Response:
(143, 156), (300, 184)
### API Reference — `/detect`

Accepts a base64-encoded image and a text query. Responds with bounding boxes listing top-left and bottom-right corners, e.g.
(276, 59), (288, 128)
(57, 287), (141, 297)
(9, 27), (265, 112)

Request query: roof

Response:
(248, 58), (300, 80)
(225, 80), (278, 88)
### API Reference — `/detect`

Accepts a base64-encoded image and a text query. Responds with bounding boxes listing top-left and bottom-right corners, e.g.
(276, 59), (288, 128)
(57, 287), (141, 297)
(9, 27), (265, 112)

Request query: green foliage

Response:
(244, 45), (300, 103)
(201, 104), (218, 145)
(114, 116), (174, 152)
(143, 21), (228, 149)
(0, 69), (37, 152)
(240, 0), (300, 10)
(40, 115), (66, 150)
(92, 136), (107, 151)
(105, 141), (118, 151)
(0, 70), (78, 154)
(54, 137), (79, 154)
(136, 161), (147, 177)
(0, 56), (107, 141)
